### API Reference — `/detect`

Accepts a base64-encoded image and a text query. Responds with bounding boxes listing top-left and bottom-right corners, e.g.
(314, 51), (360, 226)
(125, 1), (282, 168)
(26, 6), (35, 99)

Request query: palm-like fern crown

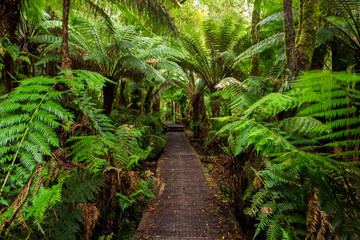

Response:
(34, 12), (184, 86)
(179, 17), (242, 88)
(325, 0), (360, 51)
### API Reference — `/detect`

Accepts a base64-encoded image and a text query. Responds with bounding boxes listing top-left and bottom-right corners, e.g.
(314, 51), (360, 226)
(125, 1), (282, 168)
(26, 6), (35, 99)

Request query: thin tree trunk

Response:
(144, 86), (154, 114)
(295, 0), (320, 71)
(210, 87), (220, 117)
(130, 86), (142, 111)
(175, 102), (179, 122)
(310, 44), (327, 70)
(103, 81), (116, 115)
(283, 0), (297, 79)
(152, 94), (160, 112)
(250, 0), (261, 76)
(117, 79), (127, 107)
(354, 49), (360, 73)
(0, 0), (21, 93)
(61, 0), (72, 71)
(192, 94), (201, 139)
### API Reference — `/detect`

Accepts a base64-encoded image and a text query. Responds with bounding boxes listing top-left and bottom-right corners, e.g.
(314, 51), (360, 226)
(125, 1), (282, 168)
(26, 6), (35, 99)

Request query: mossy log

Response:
(144, 135), (166, 158)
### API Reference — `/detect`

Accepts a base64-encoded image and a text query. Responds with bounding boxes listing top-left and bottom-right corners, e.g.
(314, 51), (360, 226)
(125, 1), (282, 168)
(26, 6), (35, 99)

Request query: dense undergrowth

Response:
(214, 71), (360, 239)
(1, 0), (360, 239)
(0, 71), (164, 239)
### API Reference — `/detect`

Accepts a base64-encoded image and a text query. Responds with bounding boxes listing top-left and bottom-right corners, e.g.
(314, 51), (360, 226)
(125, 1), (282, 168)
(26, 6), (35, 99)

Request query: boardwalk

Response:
(134, 127), (241, 239)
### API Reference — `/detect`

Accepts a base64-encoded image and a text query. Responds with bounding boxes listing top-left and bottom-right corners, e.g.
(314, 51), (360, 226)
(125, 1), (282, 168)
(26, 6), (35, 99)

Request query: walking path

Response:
(134, 124), (241, 239)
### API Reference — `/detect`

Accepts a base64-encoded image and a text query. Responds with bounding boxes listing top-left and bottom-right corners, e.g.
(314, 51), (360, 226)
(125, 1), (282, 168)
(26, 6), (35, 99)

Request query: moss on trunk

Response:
(295, 0), (320, 71)
(283, 0), (297, 79)
(0, 0), (20, 93)
(61, 0), (72, 71)
(250, 0), (261, 76)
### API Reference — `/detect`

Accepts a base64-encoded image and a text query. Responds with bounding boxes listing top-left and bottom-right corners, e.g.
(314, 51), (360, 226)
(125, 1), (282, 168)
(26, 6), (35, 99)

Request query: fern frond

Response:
(235, 33), (284, 62)
(244, 93), (296, 121)
(278, 117), (330, 138)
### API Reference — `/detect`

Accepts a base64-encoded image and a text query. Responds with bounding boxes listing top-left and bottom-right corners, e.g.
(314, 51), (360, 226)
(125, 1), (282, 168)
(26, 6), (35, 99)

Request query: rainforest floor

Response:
(134, 131), (242, 239)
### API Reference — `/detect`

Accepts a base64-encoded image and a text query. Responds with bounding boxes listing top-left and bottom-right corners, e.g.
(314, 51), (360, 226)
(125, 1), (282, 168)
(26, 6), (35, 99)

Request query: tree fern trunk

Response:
(354, 49), (360, 73)
(231, 152), (258, 239)
(103, 77), (118, 115)
(117, 79), (127, 107)
(210, 87), (220, 117)
(144, 86), (154, 114)
(152, 94), (160, 112)
(0, 0), (20, 93)
(130, 86), (142, 111)
(61, 0), (72, 71)
(200, 96), (208, 127)
(310, 44), (327, 70)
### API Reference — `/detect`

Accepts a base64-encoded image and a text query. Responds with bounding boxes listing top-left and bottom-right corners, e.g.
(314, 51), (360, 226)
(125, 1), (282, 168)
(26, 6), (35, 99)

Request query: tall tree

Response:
(0, 0), (21, 92)
(61, 0), (72, 70)
(250, 0), (261, 76)
(283, 0), (296, 79)
(295, 0), (320, 71)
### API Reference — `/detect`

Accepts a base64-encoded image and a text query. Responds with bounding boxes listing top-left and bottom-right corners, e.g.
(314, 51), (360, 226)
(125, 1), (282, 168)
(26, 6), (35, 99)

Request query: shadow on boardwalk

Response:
(134, 131), (242, 239)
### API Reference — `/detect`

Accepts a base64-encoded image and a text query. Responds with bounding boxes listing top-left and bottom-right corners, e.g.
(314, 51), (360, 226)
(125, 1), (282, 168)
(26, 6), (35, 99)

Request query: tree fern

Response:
(0, 75), (73, 197)
(218, 71), (360, 239)
(0, 69), (112, 237)
(112, 125), (150, 169)
(235, 33), (284, 62)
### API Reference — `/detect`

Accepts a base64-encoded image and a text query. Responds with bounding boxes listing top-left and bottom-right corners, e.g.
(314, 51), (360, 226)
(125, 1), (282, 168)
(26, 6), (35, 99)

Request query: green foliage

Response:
(0, 75), (73, 199)
(218, 71), (360, 239)
(37, 171), (103, 240)
(0, 69), (118, 238)
(0, 73), (75, 237)
(235, 33), (284, 62)
(112, 125), (150, 169)
(117, 179), (155, 211)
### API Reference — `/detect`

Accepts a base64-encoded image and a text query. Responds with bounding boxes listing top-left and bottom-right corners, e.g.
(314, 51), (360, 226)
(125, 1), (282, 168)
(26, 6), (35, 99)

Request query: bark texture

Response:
(192, 94), (201, 139)
(61, 0), (72, 71)
(0, 0), (21, 92)
(250, 0), (261, 76)
(295, 0), (320, 71)
(283, 0), (297, 78)
(310, 44), (327, 70)
(144, 86), (154, 114)
(210, 87), (220, 118)
(103, 81), (116, 115)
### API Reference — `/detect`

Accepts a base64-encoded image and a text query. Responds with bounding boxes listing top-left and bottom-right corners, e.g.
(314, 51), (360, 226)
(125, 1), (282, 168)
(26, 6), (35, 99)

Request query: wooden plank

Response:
(162, 121), (184, 132)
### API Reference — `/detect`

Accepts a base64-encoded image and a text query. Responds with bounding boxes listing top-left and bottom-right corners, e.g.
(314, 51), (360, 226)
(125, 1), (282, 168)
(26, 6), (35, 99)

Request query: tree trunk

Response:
(152, 94), (161, 112)
(354, 49), (360, 73)
(175, 102), (180, 122)
(144, 86), (154, 114)
(331, 40), (349, 72)
(192, 94), (201, 139)
(250, 0), (261, 76)
(0, 0), (21, 93)
(61, 0), (72, 71)
(130, 86), (142, 111)
(103, 81), (117, 115)
(295, 0), (320, 72)
(117, 79), (127, 107)
(283, 0), (297, 79)
(231, 152), (259, 239)
(210, 87), (220, 117)
(310, 44), (327, 70)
